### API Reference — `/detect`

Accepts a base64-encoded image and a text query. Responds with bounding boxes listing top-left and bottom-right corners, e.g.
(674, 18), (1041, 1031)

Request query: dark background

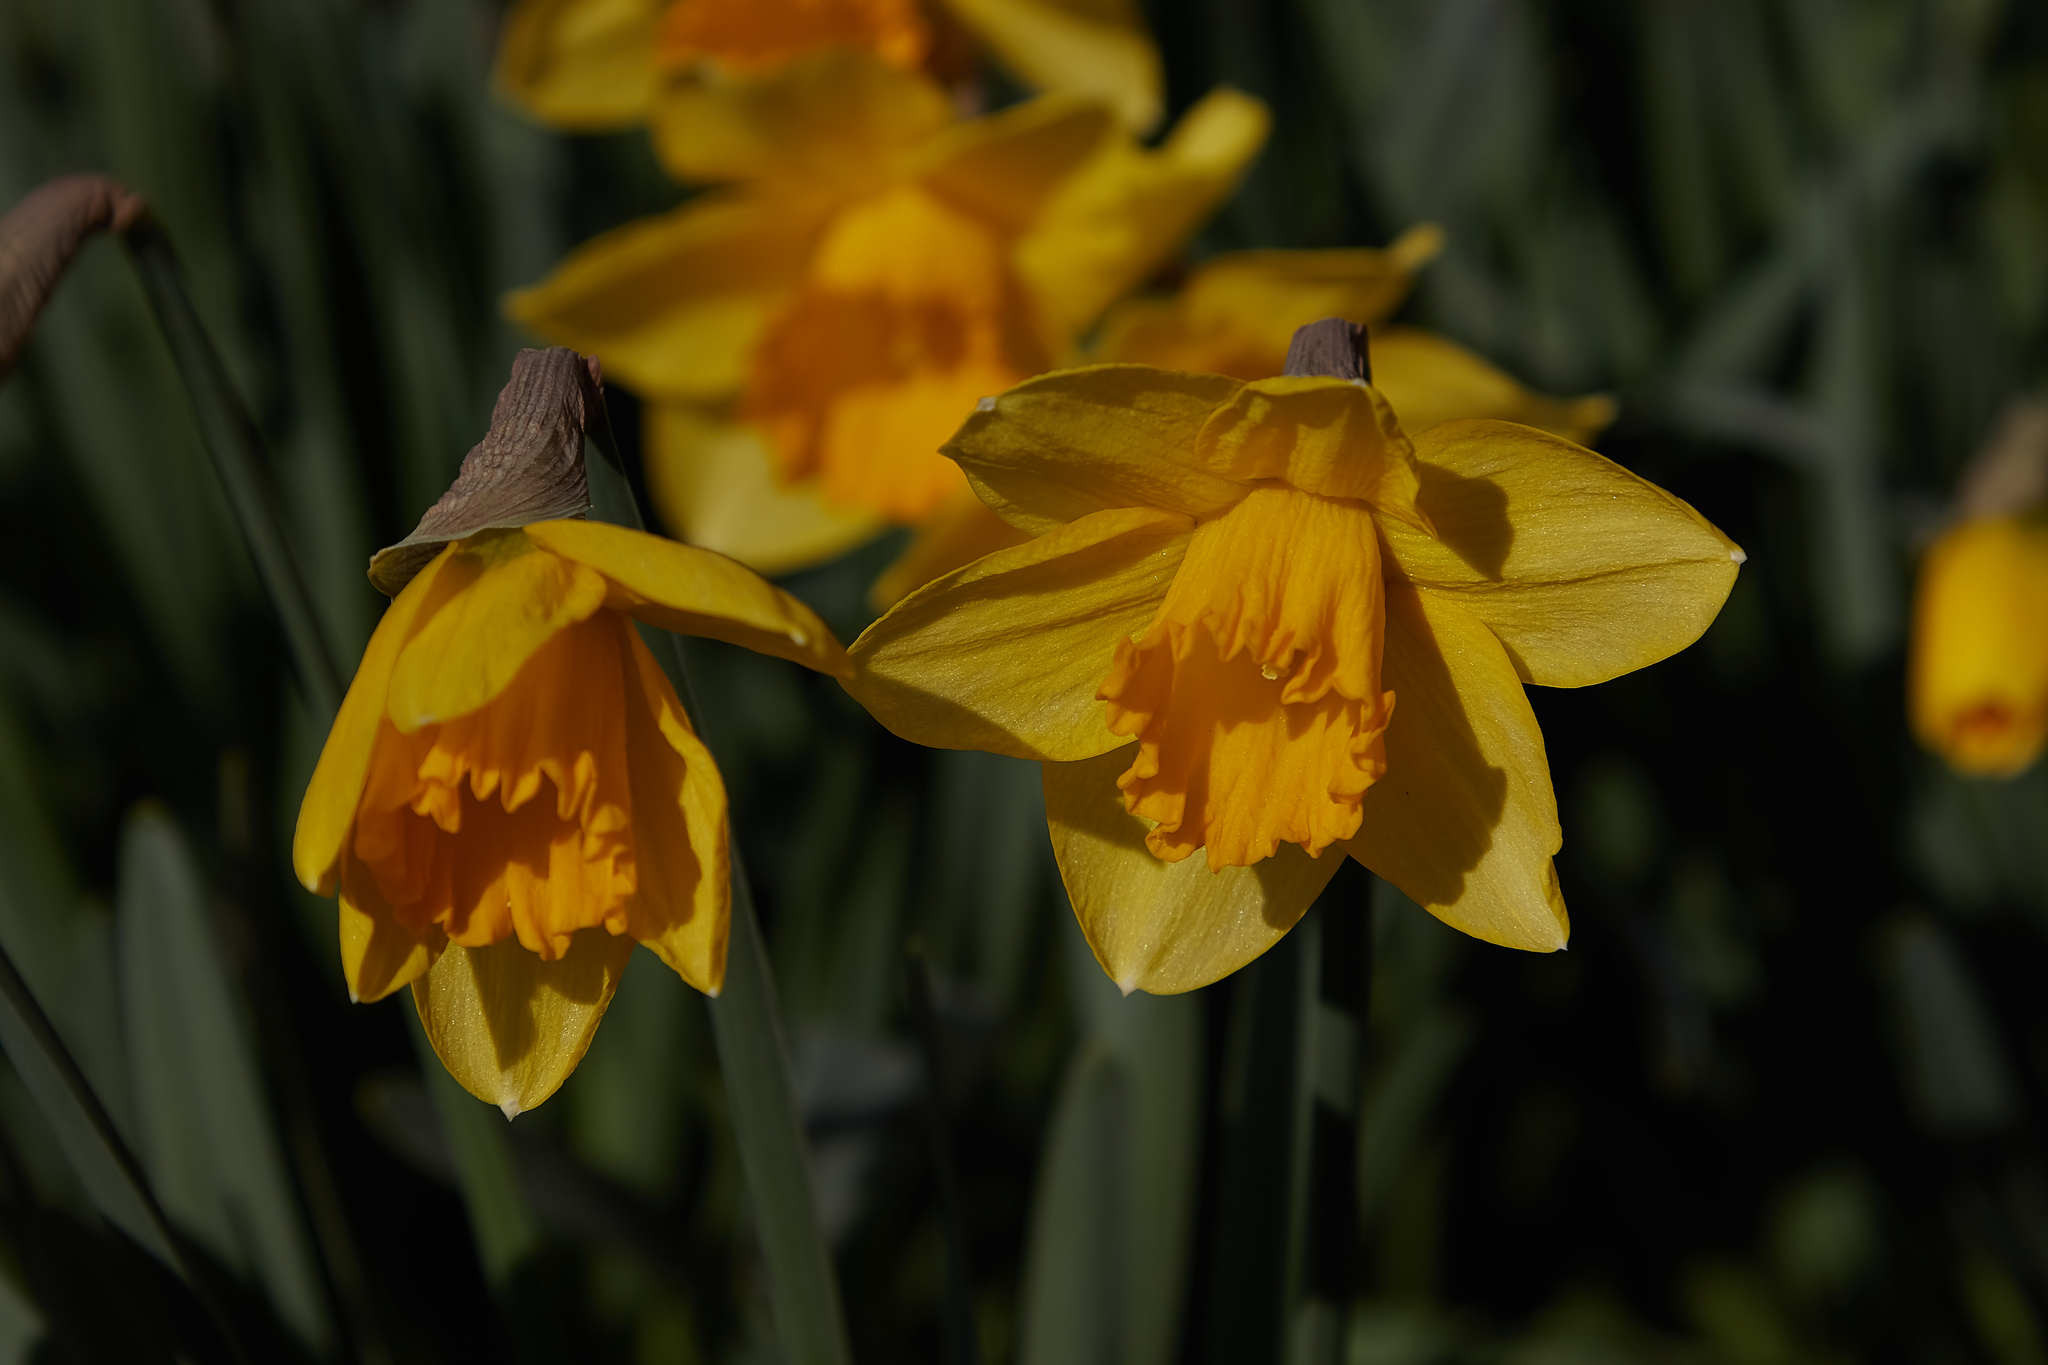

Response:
(2, 1), (2047, 1361)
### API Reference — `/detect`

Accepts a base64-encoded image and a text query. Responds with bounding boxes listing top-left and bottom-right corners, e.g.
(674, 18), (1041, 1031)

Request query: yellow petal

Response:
(1016, 87), (1270, 343)
(942, 0), (1163, 132)
(1044, 749), (1343, 993)
(946, 364), (1245, 533)
(1094, 229), (1445, 376)
(845, 505), (1191, 760)
(1910, 514), (2048, 777)
(644, 404), (883, 575)
(506, 191), (823, 402)
(1346, 584), (1567, 952)
(917, 95), (1117, 239)
(1191, 376), (1429, 527)
(656, 0), (932, 73)
(385, 537), (612, 733)
(869, 495), (1029, 609)
(337, 859), (439, 1004)
(411, 930), (636, 1117)
(522, 518), (847, 676)
(618, 623), (731, 991)
(649, 49), (955, 186)
(1369, 327), (1616, 446)
(493, 0), (663, 128)
(1378, 420), (1743, 688)
(293, 548), (455, 894)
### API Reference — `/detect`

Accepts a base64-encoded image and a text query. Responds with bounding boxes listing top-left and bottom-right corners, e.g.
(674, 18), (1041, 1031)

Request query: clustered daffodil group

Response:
(294, 0), (1749, 1111)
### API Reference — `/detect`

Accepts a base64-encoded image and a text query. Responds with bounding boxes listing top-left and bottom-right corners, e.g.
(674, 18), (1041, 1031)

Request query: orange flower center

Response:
(1099, 485), (1395, 870)
(656, 0), (932, 73)
(739, 185), (1048, 522)
(348, 612), (640, 960)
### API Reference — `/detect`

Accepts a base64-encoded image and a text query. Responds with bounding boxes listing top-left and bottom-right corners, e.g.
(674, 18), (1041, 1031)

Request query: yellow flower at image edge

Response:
(1910, 514), (2048, 777)
(294, 520), (844, 1114)
(846, 365), (1744, 993)
(495, 0), (1163, 137)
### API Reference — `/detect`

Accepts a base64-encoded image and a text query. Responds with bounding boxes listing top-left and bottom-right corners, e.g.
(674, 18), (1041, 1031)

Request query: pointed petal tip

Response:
(1115, 973), (1141, 998)
(1730, 545), (1748, 564)
(1392, 223), (1446, 269)
(498, 1098), (522, 1121)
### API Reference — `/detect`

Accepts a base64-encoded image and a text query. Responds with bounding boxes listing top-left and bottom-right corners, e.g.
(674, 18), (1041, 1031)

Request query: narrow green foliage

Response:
(115, 806), (333, 1353)
(1018, 1040), (1126, 1365)
(0, 934), (249, 1363)
(122, 226), (348, 717)
(405, 1014), (545, 1291)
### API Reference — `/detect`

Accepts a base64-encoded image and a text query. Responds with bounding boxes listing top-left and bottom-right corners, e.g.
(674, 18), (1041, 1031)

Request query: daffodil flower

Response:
(495, 0), (1162, 144)
(1910, 513), (2048, 777)
(872, 230), (1618, 606)
(844, 360), (1742, 992)
(511, 58), (1266, 573)
(294, 520), (845, 1114)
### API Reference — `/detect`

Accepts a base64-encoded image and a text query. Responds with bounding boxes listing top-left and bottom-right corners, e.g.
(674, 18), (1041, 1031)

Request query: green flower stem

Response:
(0, 936), (251, 1364)
(120, 218), (347, 717)
(405, 1014), (543, 1290)
(907, 941), (979, 1365)
(585, 404), (853, 1365)
(1206, 864), (1373, 1365)
(1288, 873), (1371, 1365)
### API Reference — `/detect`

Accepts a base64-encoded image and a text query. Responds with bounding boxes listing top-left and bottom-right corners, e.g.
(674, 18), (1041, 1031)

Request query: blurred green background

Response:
(3, 0), (2048, 1361)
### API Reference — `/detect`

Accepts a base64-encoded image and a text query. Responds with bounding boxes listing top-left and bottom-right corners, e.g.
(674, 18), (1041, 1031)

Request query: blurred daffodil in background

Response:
(847, 355), (1742, 992)
(510, 55), (1266, 575)
(495, 0), (1163, 143)
(294, 518), (844, 1114)
(1911, 514), (2048, 776)
(1910, 402), (2048, 778)
(876, 226), (1622, 604)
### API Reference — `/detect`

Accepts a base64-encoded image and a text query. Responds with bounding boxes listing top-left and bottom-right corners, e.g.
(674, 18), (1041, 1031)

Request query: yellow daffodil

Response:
(844, 360), (1742, 992)
(495, 0), (1162, 145)
(873, 231), (1619, 605)
(1089, 233), (1617, 443)
(511, 60), (1267, 572)
(1910, 513), (2048, 777)
(293, 520), (845, 1114)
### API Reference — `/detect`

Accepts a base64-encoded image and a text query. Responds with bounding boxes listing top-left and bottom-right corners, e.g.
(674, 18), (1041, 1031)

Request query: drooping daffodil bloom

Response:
(294, 520), (845, 1114)
(1910, 513), (2048, 777)
(495, 0), (1163, 156)
(511, 56), (1267, 575)
(872, 229), (1619, 605)
(844, 357), (1743, 992)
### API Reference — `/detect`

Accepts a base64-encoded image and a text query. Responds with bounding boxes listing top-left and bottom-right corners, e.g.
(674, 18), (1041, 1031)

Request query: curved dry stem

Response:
(0, 174), (150, 379)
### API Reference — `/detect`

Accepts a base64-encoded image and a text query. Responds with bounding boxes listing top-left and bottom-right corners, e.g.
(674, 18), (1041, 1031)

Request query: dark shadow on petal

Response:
(1413, 461), (1512, 580)
(1351, 585), (1509, 909)
(478, 931), (621, 1075)
(353, 915), (434, 1003)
